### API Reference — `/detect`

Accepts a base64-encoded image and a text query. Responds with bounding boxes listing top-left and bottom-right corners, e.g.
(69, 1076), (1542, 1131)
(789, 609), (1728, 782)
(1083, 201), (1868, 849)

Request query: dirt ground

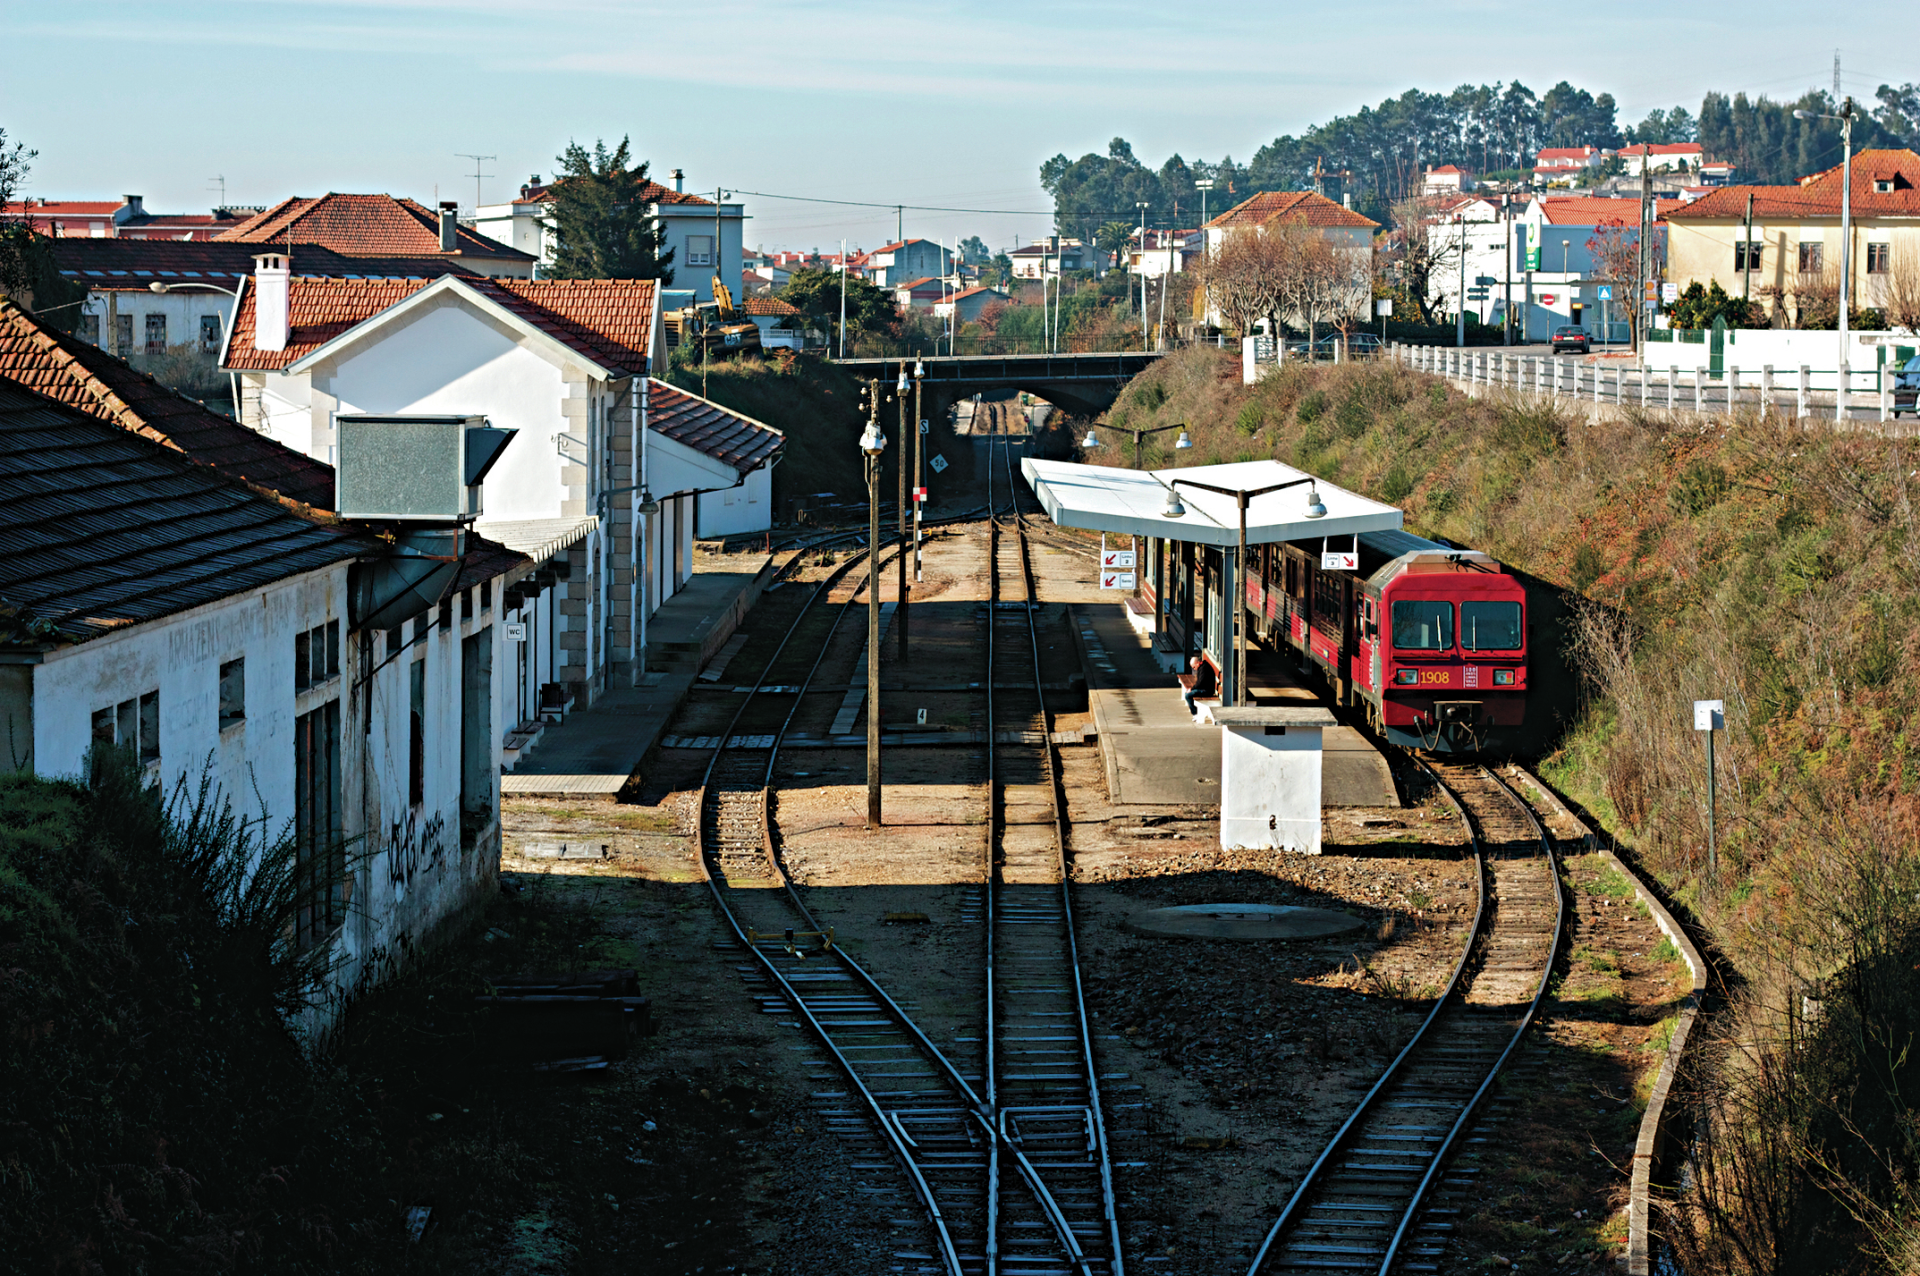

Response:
(400, 508), (1692, 1276)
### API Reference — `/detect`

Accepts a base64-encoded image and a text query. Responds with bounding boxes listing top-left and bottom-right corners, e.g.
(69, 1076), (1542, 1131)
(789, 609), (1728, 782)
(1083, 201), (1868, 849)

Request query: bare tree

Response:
(1382, 195), (1465, 325)
(1874, 245), (1920, 334)
(1199, 228), (1288, 338)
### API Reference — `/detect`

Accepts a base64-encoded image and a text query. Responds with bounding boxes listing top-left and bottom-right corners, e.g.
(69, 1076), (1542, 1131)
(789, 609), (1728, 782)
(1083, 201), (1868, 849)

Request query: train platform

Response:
(1071, 602), (1399, 809)
(502, 550), (782, 801)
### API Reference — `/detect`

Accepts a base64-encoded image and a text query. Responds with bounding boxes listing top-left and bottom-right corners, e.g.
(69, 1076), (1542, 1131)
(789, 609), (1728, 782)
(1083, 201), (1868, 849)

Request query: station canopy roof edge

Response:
(1018, 457), (1402, 548)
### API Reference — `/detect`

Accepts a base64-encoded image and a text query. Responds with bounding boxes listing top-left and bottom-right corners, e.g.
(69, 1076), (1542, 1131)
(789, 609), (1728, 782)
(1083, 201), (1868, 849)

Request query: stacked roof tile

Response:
(216, 193), (534, 262)
(1204, 191), (1379, 231)
(0, 301), (336, 510)
(646, 380), (784, 474)
(221, 276), (659, 376)
(0, 379), (371, 641)
(1672, 148), (1920, 220)
(741, 297), (800, 317)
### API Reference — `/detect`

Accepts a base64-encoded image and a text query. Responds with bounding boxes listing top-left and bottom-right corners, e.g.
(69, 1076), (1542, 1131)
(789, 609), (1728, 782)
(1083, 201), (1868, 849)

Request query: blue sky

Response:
(1, 0), (1911, 253)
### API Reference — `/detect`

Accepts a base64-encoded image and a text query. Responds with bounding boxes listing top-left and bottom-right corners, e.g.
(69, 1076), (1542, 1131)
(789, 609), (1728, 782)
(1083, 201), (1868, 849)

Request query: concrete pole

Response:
(1837, 363), (1851, 423)
(1799, 365), (1810, 419)
(1762, 364), (1774, 416)
(896, 369), (909, 659)
(914, 373), (924, 583)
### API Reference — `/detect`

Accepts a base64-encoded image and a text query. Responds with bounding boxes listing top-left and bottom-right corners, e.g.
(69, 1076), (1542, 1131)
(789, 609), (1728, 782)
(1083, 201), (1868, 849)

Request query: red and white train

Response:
(1248, 529), (1528, 752)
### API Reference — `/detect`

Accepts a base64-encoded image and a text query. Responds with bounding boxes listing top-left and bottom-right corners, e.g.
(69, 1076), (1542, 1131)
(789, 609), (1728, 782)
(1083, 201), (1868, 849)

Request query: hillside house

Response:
(472, 174), (741, 300)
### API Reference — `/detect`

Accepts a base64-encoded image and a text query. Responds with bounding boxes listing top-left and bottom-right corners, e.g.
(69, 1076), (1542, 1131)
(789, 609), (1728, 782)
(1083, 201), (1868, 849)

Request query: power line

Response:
(729, 188), (1052, 214)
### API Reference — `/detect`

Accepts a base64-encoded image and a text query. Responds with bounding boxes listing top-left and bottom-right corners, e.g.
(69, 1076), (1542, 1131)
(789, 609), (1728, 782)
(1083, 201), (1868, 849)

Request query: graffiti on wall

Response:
(384, 807), (448, 890)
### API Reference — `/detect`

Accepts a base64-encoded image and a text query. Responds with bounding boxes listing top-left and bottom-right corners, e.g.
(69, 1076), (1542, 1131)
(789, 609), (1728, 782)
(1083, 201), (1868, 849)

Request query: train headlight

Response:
(1395, 668), (1419, 685)
(1493, 669), (1515, 686)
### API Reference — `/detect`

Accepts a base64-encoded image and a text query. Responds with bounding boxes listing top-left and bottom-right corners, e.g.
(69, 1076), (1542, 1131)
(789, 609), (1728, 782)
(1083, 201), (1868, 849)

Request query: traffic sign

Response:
(919, 419), (930, 435)
(1694, 699), (1725, 731)
(1662, 282), (1679, 304)
(1597, 284), (1613, 301)
(1100, 572), (1137, 591)
(1465, 289), (1489, 300)
(929, 454), (949, 473)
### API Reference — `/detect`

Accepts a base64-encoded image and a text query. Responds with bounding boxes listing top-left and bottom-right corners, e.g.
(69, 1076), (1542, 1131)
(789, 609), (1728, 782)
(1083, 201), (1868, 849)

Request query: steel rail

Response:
(1375, 765), (1566, 1272)
(994, 429), (1126, 1275)
(1245, 757), (1490, 1275)
(689, 539), (972, 1276)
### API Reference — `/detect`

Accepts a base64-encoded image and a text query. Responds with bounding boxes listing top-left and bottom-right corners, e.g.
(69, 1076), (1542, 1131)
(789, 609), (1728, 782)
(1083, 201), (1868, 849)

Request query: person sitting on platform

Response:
(1180, 656), (1216, 717)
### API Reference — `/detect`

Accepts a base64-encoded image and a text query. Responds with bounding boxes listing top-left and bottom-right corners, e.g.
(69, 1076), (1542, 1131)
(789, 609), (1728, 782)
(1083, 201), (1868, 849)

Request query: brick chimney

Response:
(252, 253), (290, 352)
(438, 201), (459, 252)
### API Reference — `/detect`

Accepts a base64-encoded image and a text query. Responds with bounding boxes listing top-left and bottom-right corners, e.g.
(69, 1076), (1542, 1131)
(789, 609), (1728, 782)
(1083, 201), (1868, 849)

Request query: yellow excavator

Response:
(664, 276), (762, 356)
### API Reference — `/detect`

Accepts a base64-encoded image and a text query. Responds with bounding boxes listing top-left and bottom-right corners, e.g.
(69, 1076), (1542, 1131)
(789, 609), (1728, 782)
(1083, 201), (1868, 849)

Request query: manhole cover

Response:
(1125, 903), (1362, 941)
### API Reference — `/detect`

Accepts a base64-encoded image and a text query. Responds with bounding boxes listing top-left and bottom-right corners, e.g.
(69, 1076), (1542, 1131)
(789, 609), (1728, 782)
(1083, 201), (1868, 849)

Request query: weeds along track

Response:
(985, 432), (1125, 1275)
(1246, 762), (1564, 1275)
(691, 458), (1121, 1275)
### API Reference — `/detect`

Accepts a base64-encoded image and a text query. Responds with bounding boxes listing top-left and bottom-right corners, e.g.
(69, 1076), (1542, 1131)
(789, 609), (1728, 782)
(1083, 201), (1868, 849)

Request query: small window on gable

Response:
(1876, 179), (1895, 194)
(219, 658), (245, 729)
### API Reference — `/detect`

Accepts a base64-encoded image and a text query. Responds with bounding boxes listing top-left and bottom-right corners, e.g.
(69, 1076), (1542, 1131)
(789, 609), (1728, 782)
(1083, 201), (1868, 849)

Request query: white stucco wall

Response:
(1219, 723), (1324, 853)
(308, 302), (568, 524)
(696, 465), (773, 537)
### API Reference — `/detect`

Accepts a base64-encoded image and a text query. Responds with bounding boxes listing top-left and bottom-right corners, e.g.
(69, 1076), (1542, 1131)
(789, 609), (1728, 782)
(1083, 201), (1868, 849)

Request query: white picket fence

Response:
(1391, 342), (1908, 423)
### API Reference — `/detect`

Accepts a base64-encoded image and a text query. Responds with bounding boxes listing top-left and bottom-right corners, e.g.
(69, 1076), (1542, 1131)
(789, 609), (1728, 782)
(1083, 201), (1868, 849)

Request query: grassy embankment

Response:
(1095, 347), (1920, 1272)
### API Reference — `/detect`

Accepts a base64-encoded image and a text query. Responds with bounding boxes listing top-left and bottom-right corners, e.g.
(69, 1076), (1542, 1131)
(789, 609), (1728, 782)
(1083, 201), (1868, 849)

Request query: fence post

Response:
(1594, 362), (1604, 405)
(1729, 366), (1740, 415)
(1760, 364), (1773, 416)
(1836, 362), (1850, 423)
(1641, 364), (1650, 408)
(1693, 369), (1704, 414)
(1883, 374), (1893, 423)
(1667, 366), (1677, 411)
(1798, 365), (1810, 418)
(1536, 355), (1545, 396)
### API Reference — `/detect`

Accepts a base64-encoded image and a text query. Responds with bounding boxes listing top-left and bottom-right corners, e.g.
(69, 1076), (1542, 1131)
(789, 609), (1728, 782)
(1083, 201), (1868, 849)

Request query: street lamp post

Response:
(150, 278), (242, 411)
(1137, 201), (1151, 349)
(1796, 98), (1857, 388)
(860, 391), (888, 830)
(912, 359), (926, 583)
(1196, 179), (1215, 336)
(1168, 477), (1326, 707)
(895, 365), (909, 659)
(1561, 239), (1572, 328)
(1456, 214), (1467, 349)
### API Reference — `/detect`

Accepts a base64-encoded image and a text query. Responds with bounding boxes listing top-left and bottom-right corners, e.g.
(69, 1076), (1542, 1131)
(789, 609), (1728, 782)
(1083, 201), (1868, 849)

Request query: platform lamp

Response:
(895, 364), (910, 659)
(1079, 422), (1193, 464)
(859, 390), (888, 829)
(1170, 476), (1326, 707)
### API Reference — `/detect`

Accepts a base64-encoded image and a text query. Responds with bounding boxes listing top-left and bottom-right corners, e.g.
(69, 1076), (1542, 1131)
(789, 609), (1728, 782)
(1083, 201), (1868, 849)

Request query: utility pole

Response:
(1502, 194), (1513, 345)
(455, 153), (495, 210)
(1742, 191), (1754, 302)
(1137, 201), (1150, 350)
(1636, 146), (1652, 355)
(1456, 214), (1467, 348)
(839, 238), (848, 360)
(896, 365), (909, 658)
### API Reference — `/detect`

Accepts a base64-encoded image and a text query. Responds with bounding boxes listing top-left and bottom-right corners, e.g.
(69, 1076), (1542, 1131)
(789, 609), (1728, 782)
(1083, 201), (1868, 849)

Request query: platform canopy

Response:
(1020, 457), (1401, 547)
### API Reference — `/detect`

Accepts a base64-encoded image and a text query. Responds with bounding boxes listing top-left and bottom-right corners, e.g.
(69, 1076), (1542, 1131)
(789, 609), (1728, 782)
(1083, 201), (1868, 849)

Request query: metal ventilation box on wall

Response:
(335, 414), (517, 521)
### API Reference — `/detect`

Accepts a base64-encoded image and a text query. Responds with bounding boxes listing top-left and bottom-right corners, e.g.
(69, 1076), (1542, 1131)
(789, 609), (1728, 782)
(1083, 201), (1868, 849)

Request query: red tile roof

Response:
(892, 276), (942, 292)
(223, 276), (658, 376)
(1204, 190), (1379, 231)
(1, 200), (122, 219)
(1536, 146), (1605, 161)
(646, 379), (783, 474)
(1668, 149), (1920, 220)
(0, 299), (336, 510)
(1625, 143), (1703, 156)
(941, 285), (1006, 303)
(1537, 196), (1684, 225)
(216, 193), (534, 261)
(1429, 164), (1466, 175)
(742, 297), (799, 316)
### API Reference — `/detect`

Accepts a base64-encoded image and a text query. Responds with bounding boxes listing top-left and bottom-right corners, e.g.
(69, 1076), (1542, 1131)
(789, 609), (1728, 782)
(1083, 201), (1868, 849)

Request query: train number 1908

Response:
(1419, 670), (1451, 685)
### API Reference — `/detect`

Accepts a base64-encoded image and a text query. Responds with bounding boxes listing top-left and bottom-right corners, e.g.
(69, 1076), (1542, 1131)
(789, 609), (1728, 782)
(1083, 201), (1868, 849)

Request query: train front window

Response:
(1392, 600), (1453, 650)
(1461, 600), (1523, 651)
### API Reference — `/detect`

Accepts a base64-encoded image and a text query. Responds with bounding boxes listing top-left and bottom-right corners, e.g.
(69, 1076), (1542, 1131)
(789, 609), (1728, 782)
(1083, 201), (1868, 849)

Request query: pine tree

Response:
(542, 137), (676, 283)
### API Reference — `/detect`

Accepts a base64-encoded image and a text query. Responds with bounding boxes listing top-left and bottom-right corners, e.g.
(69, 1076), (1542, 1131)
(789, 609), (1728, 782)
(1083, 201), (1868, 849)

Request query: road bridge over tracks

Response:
(837, 350), (1163, 420)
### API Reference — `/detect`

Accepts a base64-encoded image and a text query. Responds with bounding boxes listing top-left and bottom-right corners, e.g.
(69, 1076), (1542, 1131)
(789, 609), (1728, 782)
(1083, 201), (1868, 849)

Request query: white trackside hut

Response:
(1212, 705), (1337, 853)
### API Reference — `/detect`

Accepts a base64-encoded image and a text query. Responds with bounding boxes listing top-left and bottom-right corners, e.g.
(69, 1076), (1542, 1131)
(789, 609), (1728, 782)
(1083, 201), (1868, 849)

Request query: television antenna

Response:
(208, 175), (226, 207)
(455, 153), (496, 210)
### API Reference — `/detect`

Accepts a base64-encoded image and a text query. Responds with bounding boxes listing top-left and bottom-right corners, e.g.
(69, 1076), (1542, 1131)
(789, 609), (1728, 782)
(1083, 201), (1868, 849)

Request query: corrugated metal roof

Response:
(0, 379), (372, 642)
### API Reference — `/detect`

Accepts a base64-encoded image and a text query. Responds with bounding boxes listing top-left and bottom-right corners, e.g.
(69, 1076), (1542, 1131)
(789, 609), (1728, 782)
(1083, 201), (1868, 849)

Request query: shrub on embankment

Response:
(1098, 347), (1920, 1270)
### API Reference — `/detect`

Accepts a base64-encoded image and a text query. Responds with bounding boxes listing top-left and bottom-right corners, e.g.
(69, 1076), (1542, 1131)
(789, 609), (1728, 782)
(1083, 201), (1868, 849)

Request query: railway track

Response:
(686, 440), (1120, 1275)
(1246, 762), (1565, 1275)
(985, 432), (1124, 1274)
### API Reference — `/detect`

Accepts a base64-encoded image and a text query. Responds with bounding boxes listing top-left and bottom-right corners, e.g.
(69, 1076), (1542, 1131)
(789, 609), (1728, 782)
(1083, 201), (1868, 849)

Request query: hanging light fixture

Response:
(1174, 429), (1193, 450)
(1304, 485), (1327, 518)
(1162, 486), (1186, 517)
(859, 420), (887, 455)
(1081, 427), (1102, 449)
(639, 488), (660, 515)
(896, 367), (908, 393)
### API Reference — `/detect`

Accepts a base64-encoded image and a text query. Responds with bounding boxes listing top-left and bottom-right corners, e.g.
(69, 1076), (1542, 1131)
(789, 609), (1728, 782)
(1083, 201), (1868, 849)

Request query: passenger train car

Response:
(1249, 529), (1528, 752)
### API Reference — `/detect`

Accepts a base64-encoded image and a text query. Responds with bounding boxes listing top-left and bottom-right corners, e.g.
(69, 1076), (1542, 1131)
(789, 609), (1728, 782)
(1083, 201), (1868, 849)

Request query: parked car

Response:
(1895, 356), (1920, 417)
(1550, 325), (1590, 355)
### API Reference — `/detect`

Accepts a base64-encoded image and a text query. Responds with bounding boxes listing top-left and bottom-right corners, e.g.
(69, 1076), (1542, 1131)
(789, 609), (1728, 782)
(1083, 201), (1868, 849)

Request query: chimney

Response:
(252, 254), (291, 352)
(122, 194), (144, 217)
(671, 168), (684, 194)
(438, 201), (459, 252)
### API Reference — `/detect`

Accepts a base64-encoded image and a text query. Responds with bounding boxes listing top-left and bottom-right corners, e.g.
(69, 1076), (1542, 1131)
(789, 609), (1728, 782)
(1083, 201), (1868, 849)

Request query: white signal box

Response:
(1694, 699), (1724, 731)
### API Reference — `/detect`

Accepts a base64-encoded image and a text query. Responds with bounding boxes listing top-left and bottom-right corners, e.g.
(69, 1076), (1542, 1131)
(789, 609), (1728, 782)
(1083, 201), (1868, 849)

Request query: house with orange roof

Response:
(934, 285), (1010, 324)
(863, 239), (953, 288)
(1007, 237), (1104, 279)
(215, 192), (536, 277)
(472, 171), (742, 301)
(1663, 148), (1920, 327)
(1199, 192), (1379, 330)
(1509, 195), (1681, 338)
(891, 276), (950, 311)
(0, 194), (259, 241)
(219, 258), (782, 705)
(1422, 165), (1472, 195)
